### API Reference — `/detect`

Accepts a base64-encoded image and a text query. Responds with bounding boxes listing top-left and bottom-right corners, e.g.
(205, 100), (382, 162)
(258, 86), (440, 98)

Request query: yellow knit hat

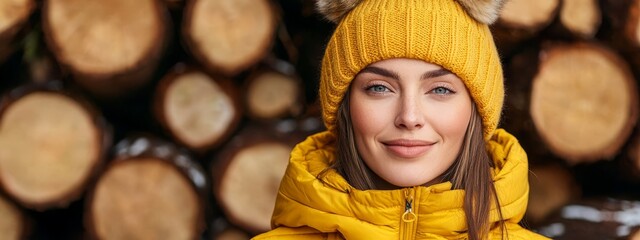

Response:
(318, 0), (505, 140)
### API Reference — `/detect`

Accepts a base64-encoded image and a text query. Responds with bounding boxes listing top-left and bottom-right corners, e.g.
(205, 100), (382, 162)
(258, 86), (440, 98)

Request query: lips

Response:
(381, 139), (435, 158)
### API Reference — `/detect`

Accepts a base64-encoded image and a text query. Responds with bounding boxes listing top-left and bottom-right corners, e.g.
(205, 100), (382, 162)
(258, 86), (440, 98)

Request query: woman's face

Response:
(349, 58), (472, 188)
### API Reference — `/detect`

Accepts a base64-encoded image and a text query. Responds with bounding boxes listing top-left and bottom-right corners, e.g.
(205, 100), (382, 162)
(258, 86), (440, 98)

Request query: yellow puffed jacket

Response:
(253, 129), (549, 240)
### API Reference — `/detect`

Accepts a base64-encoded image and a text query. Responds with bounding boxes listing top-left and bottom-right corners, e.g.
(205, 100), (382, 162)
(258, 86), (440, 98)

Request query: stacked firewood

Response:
(0, 0), (325, 239)
(2, 0), (640, 239)
(496, 0), (640, 239)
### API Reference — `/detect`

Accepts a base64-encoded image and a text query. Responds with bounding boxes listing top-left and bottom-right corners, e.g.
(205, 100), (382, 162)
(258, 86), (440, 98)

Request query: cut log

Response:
(601, 0), (640, 77)
(626, 0), (640, 48)
(625, 132), (640, 178)
(182, 0), (276, 76)
(527, 163), (579, 224)
(535, 198), (640, 239)
(244, 63), (304, 120)
(492, 0), (559, 54)
(0, 194), (25, 240)
(502, 46), (554, 162)
(498, 0), (560, 31)
(530, 42), (638, 163)
(601, 0), (638, 50)
(557, 0), (601, 39)
(213, 126), (293, 233)
(154, 65), (241, 152)
(497, 0), (559, 30)
(0, 83), (111, 210)
(0, 0), (34, 64)
(86, 135), (207, 240)
(42, 0), (169, 99)
(631, 228), (640, 240)
(214, 227), (250, 240)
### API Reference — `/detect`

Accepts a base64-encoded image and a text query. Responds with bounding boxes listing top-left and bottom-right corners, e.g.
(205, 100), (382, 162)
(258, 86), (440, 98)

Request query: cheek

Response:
(349, 96), (392, 139)
(430, 99), (472, 142)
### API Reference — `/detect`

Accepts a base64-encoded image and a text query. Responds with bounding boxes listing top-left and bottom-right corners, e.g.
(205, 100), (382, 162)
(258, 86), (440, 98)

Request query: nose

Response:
(394, 95), (425, 130)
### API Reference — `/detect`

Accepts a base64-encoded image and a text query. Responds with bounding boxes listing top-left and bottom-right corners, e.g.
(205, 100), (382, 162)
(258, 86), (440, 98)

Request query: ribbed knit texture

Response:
(319, 0), (504, 140)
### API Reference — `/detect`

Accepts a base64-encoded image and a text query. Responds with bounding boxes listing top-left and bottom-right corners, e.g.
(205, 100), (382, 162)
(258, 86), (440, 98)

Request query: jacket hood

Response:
(270, 129), (531, 239)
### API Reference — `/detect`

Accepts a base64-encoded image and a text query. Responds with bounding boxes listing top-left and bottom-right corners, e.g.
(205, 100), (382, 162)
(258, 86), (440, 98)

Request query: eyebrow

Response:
(359, 66), (452, 80)
(421, 69), (451, 80)
(359, 66), (400, 80)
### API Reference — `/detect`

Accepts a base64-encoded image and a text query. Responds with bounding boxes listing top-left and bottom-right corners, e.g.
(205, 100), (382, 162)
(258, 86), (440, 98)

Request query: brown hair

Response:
(328, 88), (506, 240)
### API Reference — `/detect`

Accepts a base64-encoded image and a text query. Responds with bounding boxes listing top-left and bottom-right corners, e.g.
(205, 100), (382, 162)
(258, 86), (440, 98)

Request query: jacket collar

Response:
(272, 129), (529, 238)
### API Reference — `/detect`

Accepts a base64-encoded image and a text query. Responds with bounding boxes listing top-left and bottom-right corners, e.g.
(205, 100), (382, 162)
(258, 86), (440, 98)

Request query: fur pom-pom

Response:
(315, 0), (362, 23)
(315, 0), (506, 25)
(455, 0), (506, 24)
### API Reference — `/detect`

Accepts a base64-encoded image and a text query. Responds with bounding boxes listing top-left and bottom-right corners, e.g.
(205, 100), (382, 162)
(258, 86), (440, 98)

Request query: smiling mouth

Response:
(382, 140), (435, 158)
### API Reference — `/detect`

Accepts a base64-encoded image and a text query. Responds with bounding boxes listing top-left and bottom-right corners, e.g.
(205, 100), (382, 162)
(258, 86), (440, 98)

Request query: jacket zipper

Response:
(400, 188), (417, 239)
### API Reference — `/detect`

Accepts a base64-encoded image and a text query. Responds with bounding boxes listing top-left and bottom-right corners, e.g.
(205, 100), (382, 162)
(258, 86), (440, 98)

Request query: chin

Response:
(385, 177), (436, 188)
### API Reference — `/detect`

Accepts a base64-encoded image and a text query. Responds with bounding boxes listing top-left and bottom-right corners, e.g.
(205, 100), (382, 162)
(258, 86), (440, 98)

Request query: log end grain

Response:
(155, 68), (241, 151)
(530, 43), (638, 163)
(245, 70), (303, 120)
(183, 0), (276, 76)
(559, 0), (601, 38)
(213, 133), (292, 233)
(0, 0), (34, 34)
(0, 0), (35, 63)
(89, 159), (201, 240)
(0, 90), (106, 210)
(44, 0), (165, 74)
(498, 0), (559, 30)
(43, 0), (168, 98)
(88, 135), (207, 240)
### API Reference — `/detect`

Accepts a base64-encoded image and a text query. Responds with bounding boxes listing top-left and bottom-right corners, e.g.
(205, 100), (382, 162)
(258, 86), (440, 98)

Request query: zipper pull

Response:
(402, 189), (417, 223)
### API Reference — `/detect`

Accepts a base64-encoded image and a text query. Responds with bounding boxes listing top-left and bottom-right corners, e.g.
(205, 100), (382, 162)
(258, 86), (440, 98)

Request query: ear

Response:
(455, 0), (507, 24)
(315, 0), (362, 23)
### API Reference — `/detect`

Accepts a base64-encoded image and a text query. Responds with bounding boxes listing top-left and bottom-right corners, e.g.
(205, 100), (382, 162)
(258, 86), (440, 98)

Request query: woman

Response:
(253, 0), (549, 239)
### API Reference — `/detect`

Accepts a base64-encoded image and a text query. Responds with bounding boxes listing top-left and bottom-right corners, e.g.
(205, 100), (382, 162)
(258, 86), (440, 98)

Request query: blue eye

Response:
(432, 87), (453, 95)
(367, 85), (389, 93)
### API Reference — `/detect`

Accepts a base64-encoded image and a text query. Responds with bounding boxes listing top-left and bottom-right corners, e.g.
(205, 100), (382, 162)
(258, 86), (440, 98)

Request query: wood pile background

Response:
(2, 0), (640, 239)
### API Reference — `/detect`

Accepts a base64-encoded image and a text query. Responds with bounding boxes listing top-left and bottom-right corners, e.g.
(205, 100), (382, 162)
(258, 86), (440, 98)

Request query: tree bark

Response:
(182, 0), (276, 76)
(42, 0), (169, 99)
(0, 83), (111, 210)
(86, 135), (207, 240)
(154, 64), (241, 152)
(530, 42), (638, 164)
(0, 0), (34, 64)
